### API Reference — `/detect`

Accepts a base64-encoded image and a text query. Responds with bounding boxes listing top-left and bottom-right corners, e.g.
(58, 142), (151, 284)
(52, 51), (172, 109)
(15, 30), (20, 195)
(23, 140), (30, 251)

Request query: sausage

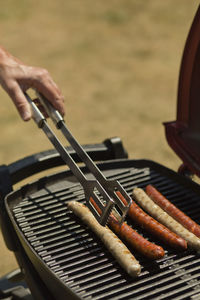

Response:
(67, 200), (141, 277)
(116, 191), (187, 251)
(89, 196), (165, 259)
(108, 214), (165, 259)
(146, 184), (200, 238)
(133, 188), (200, 251)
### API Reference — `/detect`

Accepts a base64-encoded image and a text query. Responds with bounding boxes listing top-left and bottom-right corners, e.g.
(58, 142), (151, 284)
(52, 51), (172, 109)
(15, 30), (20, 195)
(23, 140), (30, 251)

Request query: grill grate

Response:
(9, 161), (200, 299)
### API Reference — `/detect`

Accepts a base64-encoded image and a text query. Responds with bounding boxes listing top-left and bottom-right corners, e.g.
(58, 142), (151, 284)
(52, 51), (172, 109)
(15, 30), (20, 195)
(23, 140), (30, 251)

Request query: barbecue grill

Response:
(1, 6), (200, 300)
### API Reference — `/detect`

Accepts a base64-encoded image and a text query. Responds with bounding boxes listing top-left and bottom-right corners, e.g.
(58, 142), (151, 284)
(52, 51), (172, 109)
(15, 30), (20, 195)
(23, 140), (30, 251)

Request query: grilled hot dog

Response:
(89, 196), (165, 260)
(146, 184), (200, 238)
(133, 188), (200, 251)
(68, 200), (141, 277)
(116, 191), (187, 251)
(108, 214), (165, 259)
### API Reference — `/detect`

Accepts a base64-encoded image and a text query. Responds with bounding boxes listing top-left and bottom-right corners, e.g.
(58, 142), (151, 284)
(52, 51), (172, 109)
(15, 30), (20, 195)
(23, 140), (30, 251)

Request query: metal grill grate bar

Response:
(81, 257), (200, 299)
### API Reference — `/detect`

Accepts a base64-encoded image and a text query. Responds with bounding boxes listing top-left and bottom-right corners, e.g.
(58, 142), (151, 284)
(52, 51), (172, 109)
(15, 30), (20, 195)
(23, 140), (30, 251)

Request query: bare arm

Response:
(0, 46), (65, 121)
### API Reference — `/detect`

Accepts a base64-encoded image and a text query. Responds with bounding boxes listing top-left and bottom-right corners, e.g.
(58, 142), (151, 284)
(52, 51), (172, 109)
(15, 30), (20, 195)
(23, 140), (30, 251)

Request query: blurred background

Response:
(0, 0), (198, 276)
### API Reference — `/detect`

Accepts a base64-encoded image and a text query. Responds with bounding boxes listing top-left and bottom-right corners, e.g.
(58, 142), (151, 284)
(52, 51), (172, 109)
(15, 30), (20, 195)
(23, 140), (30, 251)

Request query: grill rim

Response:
(5, 158), (200, 300)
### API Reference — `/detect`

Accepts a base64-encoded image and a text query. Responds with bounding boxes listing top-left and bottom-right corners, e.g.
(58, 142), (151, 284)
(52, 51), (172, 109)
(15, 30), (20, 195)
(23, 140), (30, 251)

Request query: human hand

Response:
(0, 46), (65, 121)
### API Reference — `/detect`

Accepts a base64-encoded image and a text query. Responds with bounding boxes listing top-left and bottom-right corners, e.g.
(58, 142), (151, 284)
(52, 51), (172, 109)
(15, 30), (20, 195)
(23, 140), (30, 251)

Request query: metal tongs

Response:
(25, 91), (132, 226)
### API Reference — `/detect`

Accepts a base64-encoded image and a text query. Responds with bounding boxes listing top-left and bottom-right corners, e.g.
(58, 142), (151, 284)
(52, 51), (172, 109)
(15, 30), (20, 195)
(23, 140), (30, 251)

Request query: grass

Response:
(0, 0), (199, 276)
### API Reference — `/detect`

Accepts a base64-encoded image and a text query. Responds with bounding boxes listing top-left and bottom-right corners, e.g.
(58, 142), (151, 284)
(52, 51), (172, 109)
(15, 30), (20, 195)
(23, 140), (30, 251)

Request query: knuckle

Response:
(17, 101), (27, 109)
(6, 81), (18, 95)
(37, 68), (49, 79)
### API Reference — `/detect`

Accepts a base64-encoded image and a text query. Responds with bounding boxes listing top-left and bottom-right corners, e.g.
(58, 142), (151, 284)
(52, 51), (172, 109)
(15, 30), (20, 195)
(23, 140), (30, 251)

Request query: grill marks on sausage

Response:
(67, 185), (200, 274)
(133, 188), (200, 251)
(146, 184), (200, 238)
(68, 201), (141, 277)
(116, 191), (187, 251)
(108, 213), (165, 260)
(89, 195), (165, 260)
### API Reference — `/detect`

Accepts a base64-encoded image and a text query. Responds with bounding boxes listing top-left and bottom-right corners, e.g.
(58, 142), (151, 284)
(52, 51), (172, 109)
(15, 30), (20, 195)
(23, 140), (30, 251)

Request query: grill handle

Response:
(6, 137), (127, 186)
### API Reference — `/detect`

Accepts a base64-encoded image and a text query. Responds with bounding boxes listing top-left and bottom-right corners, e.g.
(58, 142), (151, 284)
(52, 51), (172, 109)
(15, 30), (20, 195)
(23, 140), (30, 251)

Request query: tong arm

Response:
(26, 90), (132, 225)
(25, 92), (45, 128)
(25, 92), (87, 187)
(35, 91), (64, 127)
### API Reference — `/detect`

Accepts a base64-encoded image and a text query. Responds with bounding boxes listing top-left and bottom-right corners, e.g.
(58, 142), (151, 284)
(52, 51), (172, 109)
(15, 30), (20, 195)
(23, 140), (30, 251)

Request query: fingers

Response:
(5, 81), (32, 121)
(25, 67), (65, 116)
(0, 50), (65, 121)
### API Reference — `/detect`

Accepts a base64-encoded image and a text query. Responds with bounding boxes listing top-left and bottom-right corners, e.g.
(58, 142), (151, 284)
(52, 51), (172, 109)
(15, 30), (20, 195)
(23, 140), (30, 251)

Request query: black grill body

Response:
(3, 153), (200, 300)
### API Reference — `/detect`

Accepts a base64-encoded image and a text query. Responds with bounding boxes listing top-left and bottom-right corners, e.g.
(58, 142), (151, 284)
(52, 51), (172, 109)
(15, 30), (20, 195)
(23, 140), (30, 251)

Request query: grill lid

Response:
(164, 5), (200, 177)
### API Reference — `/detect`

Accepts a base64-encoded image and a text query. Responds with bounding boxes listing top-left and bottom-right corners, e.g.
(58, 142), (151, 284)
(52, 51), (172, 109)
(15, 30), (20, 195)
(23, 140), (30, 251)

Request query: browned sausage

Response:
(108, 213), (165, 259)
(133, 188), (200, 251)
(146, 185), (200, 238)
(90, 196), (165, 259)
(116, 191), (187, 251)
(68, 201), (141, 277)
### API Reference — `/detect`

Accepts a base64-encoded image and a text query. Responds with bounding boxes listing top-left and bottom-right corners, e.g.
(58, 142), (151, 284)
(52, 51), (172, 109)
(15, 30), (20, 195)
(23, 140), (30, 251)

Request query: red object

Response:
(89, 196), (165, 259)
(146, 185), (200, 238)
(116, 191), (187, 251)
(164, 5), (200, 177)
